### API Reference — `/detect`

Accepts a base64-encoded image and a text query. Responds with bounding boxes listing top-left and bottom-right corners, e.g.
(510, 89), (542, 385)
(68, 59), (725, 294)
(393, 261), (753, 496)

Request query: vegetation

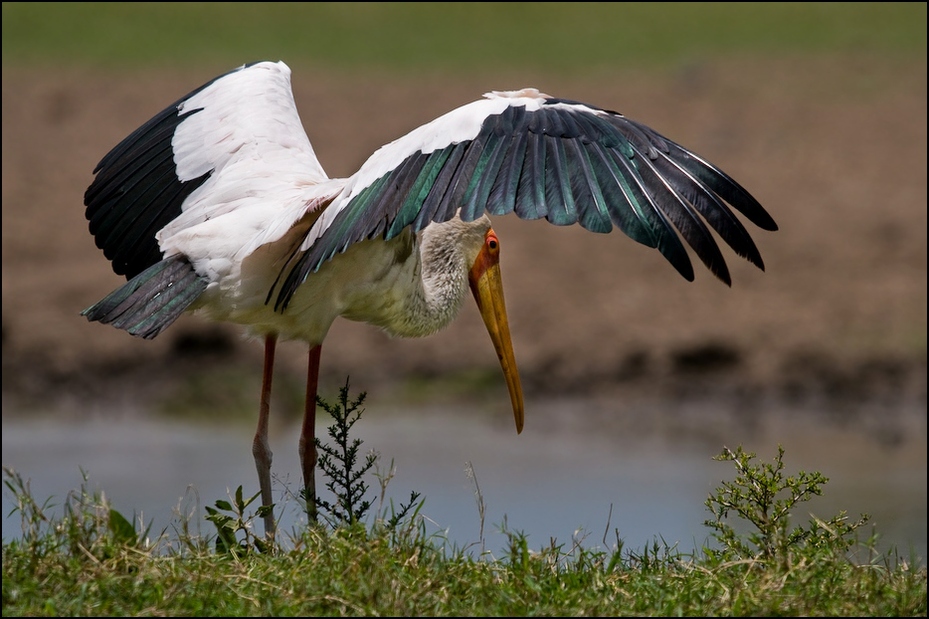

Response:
(2, 385), (925, 616)
(3, 3), (925, 73)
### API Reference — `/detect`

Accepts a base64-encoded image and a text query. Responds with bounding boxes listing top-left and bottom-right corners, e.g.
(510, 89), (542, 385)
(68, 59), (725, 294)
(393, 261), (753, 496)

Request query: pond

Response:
(3, 396), (925, 565)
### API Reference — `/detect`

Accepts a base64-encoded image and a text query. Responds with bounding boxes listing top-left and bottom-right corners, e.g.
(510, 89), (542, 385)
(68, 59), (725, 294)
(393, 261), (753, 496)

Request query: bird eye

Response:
(486, 231), (499, 252)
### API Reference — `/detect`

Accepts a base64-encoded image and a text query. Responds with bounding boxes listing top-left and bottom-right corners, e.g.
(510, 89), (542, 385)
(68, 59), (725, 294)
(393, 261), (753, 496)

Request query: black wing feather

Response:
(566, 139), (612, 233)
(82, 64), (258, 280)
(603, 143), (696, 281)
(487, 123), (529, 216)
(636, 156), (731, 285)
(421, 142), (471, 225)
(461, 115), (517, 222)
(515, 128), (549, 220)
(276, 95), (776, 309)
(543, 135), (578, 226)
(84, 101), (211, 280)
(651, 149), (765, 270)
(81, 255), (207, 339)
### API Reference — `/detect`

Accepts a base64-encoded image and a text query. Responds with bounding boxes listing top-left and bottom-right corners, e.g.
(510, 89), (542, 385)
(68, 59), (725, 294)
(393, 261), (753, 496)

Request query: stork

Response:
(82, 61), (777, 536)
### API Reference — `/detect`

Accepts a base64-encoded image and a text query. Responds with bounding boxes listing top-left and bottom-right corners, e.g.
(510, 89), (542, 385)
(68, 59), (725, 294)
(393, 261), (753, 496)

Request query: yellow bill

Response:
(468, 228), (525, 434)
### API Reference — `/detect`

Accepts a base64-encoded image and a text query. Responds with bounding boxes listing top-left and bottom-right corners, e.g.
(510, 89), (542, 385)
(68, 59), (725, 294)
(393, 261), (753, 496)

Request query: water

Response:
(2, 398), (925, 564)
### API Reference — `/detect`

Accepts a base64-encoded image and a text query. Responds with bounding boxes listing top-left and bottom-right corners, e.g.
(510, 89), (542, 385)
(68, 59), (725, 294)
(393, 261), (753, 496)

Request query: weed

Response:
(199, 379), (425, 553)
(703, 445), (871, 569)
(3, 465), (154, 567)
(204, 485), (274, 556)
(311, 379), (376, 526)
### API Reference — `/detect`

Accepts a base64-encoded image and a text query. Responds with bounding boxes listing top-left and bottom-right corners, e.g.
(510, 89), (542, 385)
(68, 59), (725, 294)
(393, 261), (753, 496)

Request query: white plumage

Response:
(82, 60), (776, 536)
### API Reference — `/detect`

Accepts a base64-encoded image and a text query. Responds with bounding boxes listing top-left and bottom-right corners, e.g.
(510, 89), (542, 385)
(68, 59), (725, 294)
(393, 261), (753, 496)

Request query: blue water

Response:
(3, 399), (925, 564)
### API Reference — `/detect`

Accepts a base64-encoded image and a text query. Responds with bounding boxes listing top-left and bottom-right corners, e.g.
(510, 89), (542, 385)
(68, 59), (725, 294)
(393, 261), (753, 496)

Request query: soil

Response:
(2, 54), (926, 437)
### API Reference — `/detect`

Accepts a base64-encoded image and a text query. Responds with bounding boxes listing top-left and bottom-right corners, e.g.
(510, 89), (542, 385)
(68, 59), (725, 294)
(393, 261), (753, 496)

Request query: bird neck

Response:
(416, 237), (471, 334)
(384, 218), (489, 338)
(376, 231), (467, 338)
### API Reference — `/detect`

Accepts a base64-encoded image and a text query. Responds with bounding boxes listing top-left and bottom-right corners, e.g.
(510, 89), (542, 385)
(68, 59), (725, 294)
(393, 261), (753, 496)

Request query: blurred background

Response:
(2, 3), (926, 562)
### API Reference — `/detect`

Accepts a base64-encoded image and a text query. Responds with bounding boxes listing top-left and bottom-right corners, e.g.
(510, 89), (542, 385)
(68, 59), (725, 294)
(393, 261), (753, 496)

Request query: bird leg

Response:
(299, 344), (322, 522)
(252, 333), (278, 538)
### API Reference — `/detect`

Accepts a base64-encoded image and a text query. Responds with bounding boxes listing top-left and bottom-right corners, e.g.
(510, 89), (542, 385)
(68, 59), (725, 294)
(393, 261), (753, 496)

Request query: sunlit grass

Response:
(3, 3), (925, 73)
(3, 388), (926, 616)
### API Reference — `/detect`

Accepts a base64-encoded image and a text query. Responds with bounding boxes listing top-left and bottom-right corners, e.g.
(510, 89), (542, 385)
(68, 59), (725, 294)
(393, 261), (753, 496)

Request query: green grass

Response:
(2, 387), (926, 615)
(2, 442), (925, 616)
(3, 2), (925, 73)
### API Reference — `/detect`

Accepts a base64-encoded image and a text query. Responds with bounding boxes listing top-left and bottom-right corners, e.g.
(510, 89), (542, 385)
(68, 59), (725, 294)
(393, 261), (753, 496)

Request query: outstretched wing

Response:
(275, 88), (776, 310)
(82, 61), (335, 338)
(84, 60), (329, 281)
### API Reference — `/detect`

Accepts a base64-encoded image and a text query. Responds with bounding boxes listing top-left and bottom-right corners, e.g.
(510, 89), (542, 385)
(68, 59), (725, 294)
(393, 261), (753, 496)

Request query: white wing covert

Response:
(273, 88), (777, 310)
(82, 61), (334, 338)
(85, 60), (328, 280)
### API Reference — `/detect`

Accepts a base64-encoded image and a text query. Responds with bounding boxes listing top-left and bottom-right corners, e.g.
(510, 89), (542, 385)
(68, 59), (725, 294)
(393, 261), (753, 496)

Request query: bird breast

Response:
(189, 224), (466, 345)
(187, 210), (491, 347)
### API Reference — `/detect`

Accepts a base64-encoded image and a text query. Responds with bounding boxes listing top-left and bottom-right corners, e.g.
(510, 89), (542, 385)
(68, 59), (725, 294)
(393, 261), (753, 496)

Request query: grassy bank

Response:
(2, 388), (926, 615)
(3, 452), (925, 616)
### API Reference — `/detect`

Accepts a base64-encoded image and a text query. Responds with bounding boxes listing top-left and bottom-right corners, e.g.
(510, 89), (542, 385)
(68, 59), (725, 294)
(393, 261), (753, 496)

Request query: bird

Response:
(81, 60), (777, 537)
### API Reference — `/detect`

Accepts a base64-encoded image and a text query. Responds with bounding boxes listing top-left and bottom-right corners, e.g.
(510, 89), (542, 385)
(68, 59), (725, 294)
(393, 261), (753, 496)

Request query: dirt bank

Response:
(2, 54), (926, 431)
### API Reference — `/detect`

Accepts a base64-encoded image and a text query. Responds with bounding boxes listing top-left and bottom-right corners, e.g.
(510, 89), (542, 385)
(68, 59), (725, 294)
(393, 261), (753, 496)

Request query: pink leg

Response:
(252, 333), (277, 537)
(299, 344), (322, 522)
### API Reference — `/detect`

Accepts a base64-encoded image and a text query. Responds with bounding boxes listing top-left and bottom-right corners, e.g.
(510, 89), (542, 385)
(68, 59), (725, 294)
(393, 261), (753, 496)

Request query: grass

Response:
(2, 3), (925, 74)
(2, 385), (926, 616)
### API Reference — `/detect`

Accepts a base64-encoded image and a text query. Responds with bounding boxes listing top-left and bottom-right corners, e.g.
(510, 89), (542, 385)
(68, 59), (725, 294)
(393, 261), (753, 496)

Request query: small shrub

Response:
(204, 485), (274, 556)
(703, 445), (871, 569)
(311, 379), (377, 526)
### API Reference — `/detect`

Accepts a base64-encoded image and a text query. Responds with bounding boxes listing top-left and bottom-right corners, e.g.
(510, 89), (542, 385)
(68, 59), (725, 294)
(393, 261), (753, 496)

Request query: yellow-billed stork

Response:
(82, 61), (777, 536)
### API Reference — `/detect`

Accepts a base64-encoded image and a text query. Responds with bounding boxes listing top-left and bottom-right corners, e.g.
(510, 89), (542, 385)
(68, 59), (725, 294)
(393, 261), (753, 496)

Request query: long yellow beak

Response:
(468, 228), (524, 434)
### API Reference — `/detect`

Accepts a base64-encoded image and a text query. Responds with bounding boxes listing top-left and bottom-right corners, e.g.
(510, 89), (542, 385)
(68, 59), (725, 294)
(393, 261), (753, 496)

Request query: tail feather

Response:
(82, 255), (207, 340)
